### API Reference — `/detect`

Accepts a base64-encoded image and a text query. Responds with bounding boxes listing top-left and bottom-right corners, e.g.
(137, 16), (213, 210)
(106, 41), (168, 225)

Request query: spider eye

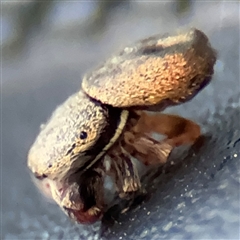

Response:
(80, 131), (88, 140)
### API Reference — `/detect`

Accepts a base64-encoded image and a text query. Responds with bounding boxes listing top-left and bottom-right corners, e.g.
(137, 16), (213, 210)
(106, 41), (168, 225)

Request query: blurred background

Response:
(2, 1), (240, 239)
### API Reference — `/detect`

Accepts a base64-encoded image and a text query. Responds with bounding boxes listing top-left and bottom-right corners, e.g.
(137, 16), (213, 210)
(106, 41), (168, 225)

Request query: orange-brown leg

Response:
(123, 133), (173, 165)
(123, 111), (201, 165)
(133, 112), (201, 147)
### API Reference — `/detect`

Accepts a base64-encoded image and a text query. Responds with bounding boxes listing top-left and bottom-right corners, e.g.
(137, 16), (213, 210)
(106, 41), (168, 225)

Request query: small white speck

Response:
(124, 47), (135, 53)
(185, 190), (194, 198)
(178, 216), (184, 221)
(162, 221), (173, 232)
(147, 211), (151, 215)
(119, 236), (123, 240)
(191, 197), (200, 203)
(176, 202), (185, 210)
(140, 230), (148, 238)
(234, 153), (238, 157)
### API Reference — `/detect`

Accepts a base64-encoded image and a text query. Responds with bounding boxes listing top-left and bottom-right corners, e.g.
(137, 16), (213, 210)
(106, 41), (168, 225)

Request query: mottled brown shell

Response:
(82, 28), (217, 109)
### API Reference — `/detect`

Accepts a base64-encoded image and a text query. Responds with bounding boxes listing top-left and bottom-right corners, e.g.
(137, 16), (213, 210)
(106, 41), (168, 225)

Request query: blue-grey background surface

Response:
(2, 1), (240, 239)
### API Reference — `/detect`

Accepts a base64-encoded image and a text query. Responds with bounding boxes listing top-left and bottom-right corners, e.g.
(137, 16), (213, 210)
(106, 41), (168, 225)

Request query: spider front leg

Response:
(107, 148), (141, 199)
(124, 111), (201, 165)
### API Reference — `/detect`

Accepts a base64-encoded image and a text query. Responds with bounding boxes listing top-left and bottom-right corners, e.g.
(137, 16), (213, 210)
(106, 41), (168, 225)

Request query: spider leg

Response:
(133, 111), (201, 147)
(123, 111), (201, 165)
(125, 134), (173, 165)
(107, 148), (141, 199)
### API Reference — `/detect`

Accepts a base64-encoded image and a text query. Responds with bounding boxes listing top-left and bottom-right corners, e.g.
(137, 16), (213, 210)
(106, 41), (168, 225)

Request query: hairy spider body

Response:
(28, 28), (216, 224)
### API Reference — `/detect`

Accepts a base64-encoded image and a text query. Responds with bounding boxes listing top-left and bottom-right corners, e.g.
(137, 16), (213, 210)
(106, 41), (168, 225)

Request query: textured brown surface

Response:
(27, 91), (122, 180)
(82, 28), (217, 109)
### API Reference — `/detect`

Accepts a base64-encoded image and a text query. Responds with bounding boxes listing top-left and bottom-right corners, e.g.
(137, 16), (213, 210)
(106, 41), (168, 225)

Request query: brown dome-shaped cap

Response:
(82, 28), (217, 110)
